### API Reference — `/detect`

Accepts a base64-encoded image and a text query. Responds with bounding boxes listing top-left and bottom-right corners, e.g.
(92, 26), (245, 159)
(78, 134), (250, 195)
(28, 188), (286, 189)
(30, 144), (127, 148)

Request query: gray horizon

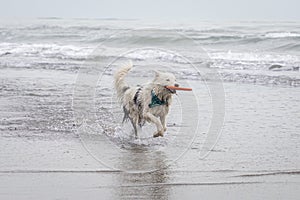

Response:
(0, 0), (299, 21)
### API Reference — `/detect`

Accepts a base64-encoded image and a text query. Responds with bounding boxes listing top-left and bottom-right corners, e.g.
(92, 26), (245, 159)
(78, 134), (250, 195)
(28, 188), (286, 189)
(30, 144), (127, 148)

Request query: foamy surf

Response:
(105, 125), (169, 150)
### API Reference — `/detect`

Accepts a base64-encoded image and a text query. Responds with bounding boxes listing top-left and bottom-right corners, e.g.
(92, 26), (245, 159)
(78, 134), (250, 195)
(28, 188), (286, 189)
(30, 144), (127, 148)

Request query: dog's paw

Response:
(153, 130), (164, 138)
(163, 127), (167, 132)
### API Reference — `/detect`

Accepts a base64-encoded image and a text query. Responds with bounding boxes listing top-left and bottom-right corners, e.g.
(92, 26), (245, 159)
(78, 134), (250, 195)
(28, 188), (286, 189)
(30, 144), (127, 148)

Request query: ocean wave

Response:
(87, 33), (300, 48)
(88, 34), (194, 46)
(177, 70), (300, 87)
(0, 42), (93, 60)
(264, 32), (300, 38)
(191, 35), (248, 44)
(209, 51), (300, 63)
(0, 42), (192, 64)
(207, 51), (300, 80)
(220, 71), (300, 87)
(18, 24), (125, 32)
(125, 49), (189, 64)
(269, 43), (300, 52)
(3, 25), (300, 49)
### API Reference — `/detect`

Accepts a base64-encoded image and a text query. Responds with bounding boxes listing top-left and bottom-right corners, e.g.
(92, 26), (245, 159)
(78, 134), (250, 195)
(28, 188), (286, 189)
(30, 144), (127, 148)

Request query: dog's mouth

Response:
(165, 86), (177, 94)
(167, 88), (176, 94)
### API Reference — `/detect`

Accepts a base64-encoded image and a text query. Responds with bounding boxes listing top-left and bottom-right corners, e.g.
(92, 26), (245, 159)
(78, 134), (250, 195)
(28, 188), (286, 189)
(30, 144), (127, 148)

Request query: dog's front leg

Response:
(160, 115), (167, 132)
(144, 112), (164, 137)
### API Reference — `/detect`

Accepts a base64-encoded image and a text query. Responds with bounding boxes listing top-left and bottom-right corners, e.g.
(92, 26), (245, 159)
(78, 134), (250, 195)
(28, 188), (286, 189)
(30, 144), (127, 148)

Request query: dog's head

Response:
(153, 70), (179, 94)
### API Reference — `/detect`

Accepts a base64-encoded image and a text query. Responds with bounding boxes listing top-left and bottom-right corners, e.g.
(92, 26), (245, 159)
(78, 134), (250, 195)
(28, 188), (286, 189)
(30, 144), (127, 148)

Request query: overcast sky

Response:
(0, 0), (299, 21)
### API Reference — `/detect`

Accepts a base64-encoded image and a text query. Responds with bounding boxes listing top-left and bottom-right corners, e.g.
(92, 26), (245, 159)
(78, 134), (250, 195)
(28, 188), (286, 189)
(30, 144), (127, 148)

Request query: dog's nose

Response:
(174, 83), (179, 87)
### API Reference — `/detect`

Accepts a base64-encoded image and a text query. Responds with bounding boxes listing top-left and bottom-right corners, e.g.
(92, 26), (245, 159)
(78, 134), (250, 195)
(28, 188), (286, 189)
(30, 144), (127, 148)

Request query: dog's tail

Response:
(114, 60), (133, 102)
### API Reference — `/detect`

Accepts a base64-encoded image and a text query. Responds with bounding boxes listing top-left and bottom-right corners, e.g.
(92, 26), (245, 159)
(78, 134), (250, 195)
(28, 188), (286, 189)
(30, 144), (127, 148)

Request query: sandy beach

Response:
(0, 19), (300, 199)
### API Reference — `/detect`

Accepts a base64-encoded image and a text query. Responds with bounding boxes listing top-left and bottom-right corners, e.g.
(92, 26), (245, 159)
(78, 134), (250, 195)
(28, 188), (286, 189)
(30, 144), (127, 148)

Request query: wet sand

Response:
(1, 67), (300, 199)
(0, 136), (300, 200)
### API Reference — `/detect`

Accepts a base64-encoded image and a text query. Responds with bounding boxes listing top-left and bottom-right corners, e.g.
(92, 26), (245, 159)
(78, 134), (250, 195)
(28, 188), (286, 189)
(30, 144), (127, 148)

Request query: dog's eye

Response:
(166, 79), (170, 81)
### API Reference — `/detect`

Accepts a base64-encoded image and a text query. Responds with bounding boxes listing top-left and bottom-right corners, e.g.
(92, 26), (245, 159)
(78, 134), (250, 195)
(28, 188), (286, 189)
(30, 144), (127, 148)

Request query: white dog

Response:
(114, 61), (179, 137)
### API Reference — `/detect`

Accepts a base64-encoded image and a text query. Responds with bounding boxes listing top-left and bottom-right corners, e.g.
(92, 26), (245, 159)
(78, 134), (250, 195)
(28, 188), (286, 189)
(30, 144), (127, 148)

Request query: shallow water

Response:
(1, 66), (299, 199)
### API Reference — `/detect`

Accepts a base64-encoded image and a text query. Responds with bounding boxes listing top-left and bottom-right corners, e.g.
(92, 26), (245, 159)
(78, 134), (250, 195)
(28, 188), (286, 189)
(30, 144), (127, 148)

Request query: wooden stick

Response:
(166, 86), (192, 91)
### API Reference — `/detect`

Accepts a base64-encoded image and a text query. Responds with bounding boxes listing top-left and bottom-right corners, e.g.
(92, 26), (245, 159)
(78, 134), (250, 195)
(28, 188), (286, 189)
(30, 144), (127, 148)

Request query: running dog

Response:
(114, 61), (179, 137)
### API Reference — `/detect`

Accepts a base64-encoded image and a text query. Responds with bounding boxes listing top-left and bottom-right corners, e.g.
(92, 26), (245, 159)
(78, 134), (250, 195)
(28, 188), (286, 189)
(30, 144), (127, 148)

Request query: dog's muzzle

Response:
(166, 83), (179, 94)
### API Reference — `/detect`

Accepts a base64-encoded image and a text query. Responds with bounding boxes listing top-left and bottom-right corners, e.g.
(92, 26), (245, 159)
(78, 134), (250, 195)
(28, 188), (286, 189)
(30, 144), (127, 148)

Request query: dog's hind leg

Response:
(122, 106), (129, 123)
(129, 117), (138, 138)
(144, 112), (164, 137)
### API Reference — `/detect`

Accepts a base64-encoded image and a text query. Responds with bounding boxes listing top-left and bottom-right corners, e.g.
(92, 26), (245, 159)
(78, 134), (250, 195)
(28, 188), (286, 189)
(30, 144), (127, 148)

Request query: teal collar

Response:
(148, 90), (166, 108)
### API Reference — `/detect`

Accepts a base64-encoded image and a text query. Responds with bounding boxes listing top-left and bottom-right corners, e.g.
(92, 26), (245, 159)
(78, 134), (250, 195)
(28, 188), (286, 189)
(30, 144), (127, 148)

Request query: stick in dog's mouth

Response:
(165, 85), (193, 91)
(165, 86), (177, 94)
